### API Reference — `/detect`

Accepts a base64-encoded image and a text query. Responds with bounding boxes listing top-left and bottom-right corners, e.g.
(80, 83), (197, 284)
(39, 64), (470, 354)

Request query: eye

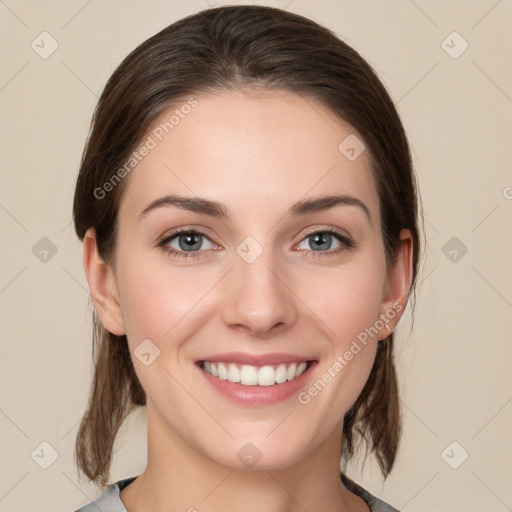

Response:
(157, 229), (217, 259)
(156, 227), (354, 260)
(296, 228), (354, 257)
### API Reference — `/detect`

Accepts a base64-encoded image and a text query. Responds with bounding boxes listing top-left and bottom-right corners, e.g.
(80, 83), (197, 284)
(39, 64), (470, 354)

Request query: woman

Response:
(72, 4), (423, 511)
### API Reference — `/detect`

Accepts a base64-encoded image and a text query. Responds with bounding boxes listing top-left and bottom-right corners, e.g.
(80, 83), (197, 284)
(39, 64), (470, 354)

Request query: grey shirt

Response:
(74, 473), (400, 512)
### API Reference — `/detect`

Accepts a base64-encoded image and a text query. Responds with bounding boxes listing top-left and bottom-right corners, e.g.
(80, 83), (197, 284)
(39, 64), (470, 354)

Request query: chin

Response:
(202, 435), (306, 472)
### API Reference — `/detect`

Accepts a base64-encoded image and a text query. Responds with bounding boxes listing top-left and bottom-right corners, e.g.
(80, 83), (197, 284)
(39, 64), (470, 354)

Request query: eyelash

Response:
(156, 227), (355, 260)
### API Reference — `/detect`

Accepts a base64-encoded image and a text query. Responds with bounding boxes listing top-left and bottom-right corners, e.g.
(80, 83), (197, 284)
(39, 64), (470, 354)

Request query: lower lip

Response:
(196, 362), (318, 406)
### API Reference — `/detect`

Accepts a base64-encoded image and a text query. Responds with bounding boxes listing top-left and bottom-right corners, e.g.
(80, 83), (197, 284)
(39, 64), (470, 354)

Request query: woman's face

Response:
(89, 88), (411, 470)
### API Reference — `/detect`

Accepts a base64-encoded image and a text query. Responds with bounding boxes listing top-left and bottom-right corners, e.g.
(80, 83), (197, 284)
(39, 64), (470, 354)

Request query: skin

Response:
(83, 88), (413, 512)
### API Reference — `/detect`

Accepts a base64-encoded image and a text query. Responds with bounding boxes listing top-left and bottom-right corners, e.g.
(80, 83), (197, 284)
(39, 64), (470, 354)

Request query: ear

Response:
(82, 227), (126, 336)
(377, 228), (414, 340)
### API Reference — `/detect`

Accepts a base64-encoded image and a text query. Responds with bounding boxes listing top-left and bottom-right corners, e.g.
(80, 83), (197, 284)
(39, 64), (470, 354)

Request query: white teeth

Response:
(202, 361), (310, 386)
(275, 364), (288, 384)
(258, 366), (275, 386)
(227, 363), (241, 383)
(218, 362), (228, 380)
(240, 364), (258, 385)
(286, 362), (297, 381)
(296, 362), (307, 377)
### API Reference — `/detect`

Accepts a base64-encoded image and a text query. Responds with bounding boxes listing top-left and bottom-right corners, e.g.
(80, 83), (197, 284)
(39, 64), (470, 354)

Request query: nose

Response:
(221, 246), (298, 337)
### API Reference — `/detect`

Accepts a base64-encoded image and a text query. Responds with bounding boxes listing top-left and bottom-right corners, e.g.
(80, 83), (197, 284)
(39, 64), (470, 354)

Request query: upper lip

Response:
(196, 352), (316, 366)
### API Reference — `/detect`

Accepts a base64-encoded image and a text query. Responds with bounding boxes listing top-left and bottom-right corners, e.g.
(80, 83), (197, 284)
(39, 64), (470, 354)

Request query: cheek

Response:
(115, 242), (208, 340)
(114, 260), (205, 398)
(302, 252), (386, 345)
(295, 251), (385, 410)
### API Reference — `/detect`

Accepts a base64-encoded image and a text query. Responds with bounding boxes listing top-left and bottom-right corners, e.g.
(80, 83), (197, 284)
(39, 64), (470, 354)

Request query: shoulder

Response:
(72, 476), (137, 512)
(341, 472), (401, 512)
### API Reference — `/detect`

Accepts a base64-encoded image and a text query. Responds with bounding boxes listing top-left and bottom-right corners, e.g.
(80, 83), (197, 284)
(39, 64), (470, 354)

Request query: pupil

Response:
(312, 233), (331, 251)
(180, 234), (201, 251)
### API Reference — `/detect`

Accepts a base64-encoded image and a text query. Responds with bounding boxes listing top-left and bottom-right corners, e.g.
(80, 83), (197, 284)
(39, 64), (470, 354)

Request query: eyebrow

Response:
(138, 193), (371, 223)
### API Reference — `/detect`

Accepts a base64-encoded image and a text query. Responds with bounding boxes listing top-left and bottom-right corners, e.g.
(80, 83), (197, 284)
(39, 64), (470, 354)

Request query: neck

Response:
(120, 404), (369, 512)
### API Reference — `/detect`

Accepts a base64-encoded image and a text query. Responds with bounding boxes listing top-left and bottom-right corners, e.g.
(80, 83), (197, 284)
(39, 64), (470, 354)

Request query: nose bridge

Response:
(222, 235), (297, 335)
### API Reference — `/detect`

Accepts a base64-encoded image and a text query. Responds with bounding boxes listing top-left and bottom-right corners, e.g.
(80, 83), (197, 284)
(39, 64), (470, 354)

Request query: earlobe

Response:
(82, 228), (126, 336)
(379, 228), (414, 338)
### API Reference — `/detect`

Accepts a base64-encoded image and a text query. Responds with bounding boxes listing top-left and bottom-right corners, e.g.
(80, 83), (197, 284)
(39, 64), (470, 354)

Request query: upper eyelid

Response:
(301, 225), (351, 239)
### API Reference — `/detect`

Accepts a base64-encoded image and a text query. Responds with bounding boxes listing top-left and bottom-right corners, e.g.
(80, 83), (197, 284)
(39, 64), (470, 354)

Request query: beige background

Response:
(1, 1), (511, 511)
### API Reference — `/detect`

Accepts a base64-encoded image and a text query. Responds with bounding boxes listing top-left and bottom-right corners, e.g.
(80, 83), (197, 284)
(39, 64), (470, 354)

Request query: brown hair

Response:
(73, 4), (424, 489)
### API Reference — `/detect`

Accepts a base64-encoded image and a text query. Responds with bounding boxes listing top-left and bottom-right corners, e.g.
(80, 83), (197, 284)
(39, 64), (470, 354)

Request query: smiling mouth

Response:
(197, 360), (315, 386)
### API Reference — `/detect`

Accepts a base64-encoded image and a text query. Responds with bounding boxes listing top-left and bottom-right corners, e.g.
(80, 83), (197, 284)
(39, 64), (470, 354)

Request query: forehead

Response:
(118, 89), (379, 226)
